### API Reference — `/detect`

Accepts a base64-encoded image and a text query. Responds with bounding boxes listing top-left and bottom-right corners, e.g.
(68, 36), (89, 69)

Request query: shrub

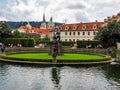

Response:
(0, 38), (35, 47)
(77, 40), (105, 48)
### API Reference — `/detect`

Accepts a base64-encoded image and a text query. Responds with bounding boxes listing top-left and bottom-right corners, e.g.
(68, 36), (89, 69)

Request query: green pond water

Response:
(0, 62), (120, 90)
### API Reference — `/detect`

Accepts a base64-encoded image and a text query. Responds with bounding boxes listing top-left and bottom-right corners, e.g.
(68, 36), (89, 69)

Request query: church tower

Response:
(47, 16), (55, 30)
(26, 20), (32, 29)
(40, 13), (47, 29)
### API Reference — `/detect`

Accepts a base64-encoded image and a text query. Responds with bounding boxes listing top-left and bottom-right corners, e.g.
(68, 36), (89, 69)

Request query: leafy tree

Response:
(0, 21), (12, 38)
(94, 20), (120, 46)
(13, 29), (22, 38)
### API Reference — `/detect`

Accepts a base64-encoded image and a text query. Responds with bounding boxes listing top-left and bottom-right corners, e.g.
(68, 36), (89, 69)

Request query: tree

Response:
(13, 29), (22, 38)
(94, 20), (120, 47)
(0, 21), (12, 38)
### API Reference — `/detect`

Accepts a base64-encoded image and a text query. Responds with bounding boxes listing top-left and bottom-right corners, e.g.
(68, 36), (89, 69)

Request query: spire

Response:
(50, 16), (53, 22)
(43, 13), (46, 22)
(26, 20), (32, 29)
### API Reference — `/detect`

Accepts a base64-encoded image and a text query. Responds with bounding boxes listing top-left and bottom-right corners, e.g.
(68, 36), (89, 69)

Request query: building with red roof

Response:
(103, 12), (120, 26)
(18, 13), (55, 38)
(18, 12), (120, 41)
(55, 21), (104, 41)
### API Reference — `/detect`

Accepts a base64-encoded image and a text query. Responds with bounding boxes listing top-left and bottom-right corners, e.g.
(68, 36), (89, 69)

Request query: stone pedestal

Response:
(50, 43), (63, 63)
(50, 43), (63, 56)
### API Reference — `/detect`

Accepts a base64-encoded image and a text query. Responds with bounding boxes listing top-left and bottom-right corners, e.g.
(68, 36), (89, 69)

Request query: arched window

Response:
(73, 25), (77, 30)
(88, 32), (90, 35)
(82, 25), (87, 30)
(73, 32), (75, 35)
(93, 24), (97, 29)
(78, 32), (80, 35)
(59, 27), (62, 30)
(93, 31), (96, 35)
(83, 32), (85, 35)
(65, 26), (69, 30)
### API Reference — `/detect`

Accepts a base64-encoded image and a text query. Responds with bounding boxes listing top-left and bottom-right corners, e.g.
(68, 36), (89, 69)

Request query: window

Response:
(59, 27), (62, 30)
(93, 24), (97, 29)
(82, 25), (87, 30)
(73, 25), (77, 30)
(78, 32), (80, 35)
(69, 39), (71, 41)
(88, 32), (90, 35)
(73, 32), (75, 35)
(73, 39), (75, 42)
(93, 32), (96, 35)
(65, 26), (69, 30)
(83, 32), (85, 35)
(69, 32), (71, 35)
(65, 39), (67, 41)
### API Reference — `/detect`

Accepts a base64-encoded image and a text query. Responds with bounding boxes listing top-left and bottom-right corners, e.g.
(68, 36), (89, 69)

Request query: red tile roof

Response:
(104, 12), (120, 23)
(59, 22), (104, 31)
(19, 26), (51, 35)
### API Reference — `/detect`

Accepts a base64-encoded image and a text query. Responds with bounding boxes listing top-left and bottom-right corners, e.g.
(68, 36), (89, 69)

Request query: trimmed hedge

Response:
(61, 41), (75, 46)
(60, 40), (109, 48)
(34, 38), (50, 45)
(0, 38), (35, 47)
(77, 40), (105, 48)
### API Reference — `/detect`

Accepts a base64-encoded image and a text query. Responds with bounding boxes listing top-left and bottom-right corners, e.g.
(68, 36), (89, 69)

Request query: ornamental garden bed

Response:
(0, 52), (111, 63)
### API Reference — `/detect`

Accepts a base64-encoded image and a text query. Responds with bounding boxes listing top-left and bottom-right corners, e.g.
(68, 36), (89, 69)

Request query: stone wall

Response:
(4, 47), (107, 55)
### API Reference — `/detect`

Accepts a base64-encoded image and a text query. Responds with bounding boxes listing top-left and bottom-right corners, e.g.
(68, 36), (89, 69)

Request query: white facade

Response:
(53, 22), (104, 42)
(51, 31), (98, 42)
(60, 31), (98, 41)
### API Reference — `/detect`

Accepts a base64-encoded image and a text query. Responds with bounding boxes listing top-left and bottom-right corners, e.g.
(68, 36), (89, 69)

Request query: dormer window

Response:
(93, 24), (97, 29)
(82, 25), (87, 30)
(59, 27), (62, 30)
(65, 26), (69, 30)
(73, 25), (77, 30)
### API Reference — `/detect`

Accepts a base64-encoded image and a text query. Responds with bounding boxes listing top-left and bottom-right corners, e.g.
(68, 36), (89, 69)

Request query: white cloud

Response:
(0, 0), (120, 23)
(0, 17), (7, 21)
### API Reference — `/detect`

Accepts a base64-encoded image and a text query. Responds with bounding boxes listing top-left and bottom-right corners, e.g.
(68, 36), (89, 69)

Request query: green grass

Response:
(1, 53), (111, 61)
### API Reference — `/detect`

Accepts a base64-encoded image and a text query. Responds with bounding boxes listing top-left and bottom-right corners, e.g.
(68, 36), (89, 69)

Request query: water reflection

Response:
(102, 65), (120, 89)
(0, 62), (120, 90)
(51, 67), (61, 90)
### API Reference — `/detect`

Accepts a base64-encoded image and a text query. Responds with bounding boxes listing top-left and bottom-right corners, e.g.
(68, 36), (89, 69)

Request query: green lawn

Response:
(4, 53), (110, 61)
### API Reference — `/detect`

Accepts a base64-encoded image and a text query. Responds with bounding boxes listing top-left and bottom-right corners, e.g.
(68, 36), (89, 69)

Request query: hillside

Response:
(6, 21), (62, 30)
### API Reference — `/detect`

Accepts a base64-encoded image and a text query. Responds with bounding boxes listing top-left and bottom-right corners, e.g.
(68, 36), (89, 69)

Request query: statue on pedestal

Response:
(50, 28), (63, 63)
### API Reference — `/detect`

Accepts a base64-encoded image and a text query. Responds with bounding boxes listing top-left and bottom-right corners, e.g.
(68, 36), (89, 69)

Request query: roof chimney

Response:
(104, 18), (107, 22)
(112, 15), (116, 18)
(95, 20), (98, 22)
(117, 12), (120, 16)
(107, 16), (111, 19)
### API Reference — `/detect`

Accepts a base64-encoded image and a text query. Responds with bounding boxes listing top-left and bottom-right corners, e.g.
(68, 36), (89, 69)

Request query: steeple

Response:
(43, 13), (46, 22)
(50, 16), (53, 22)
(40, 12), (47, 29)
(47, 16), (55, 29)
(26, 20), (32, 29)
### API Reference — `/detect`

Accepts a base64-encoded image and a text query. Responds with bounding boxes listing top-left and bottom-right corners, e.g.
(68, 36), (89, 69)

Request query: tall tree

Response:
(0, 21), (12, 38)
(13, 30), (22, 38)
(94, 20), (120, 46)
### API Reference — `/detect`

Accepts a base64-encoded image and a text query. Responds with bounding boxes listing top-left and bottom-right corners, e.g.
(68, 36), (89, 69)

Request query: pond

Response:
(0, 62), (120, 90)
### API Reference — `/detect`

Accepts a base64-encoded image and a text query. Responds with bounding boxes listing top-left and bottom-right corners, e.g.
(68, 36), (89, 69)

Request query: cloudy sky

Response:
(0, 0), (120, 23)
